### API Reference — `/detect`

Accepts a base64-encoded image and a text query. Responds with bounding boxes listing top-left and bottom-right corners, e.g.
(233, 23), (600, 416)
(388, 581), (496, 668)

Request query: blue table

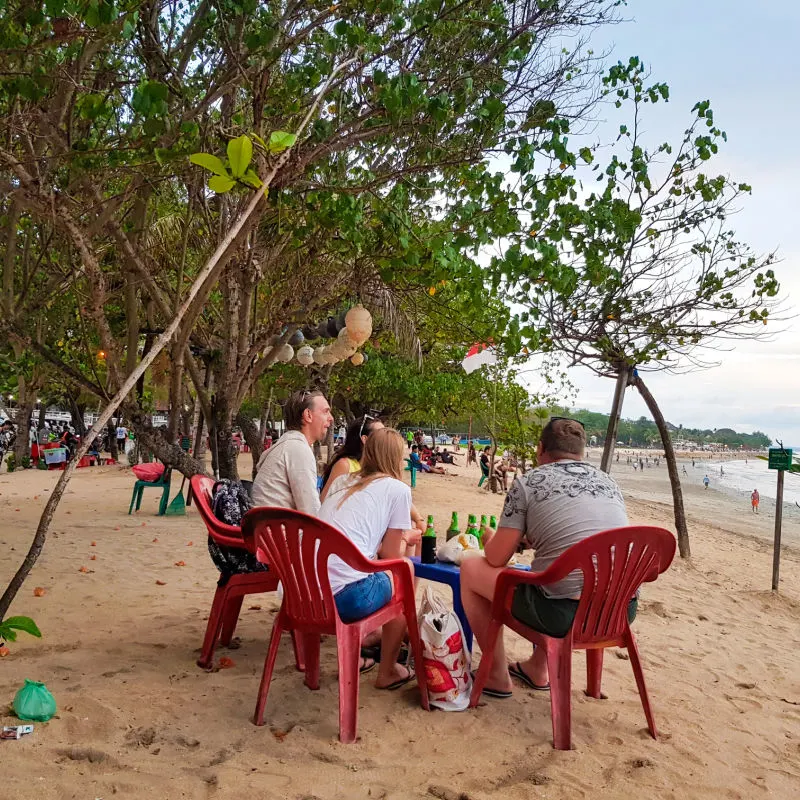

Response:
(409, 557), (473, 652)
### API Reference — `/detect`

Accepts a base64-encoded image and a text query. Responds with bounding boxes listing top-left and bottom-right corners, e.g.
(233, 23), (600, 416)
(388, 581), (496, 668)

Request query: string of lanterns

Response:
(263, 305), (372, 368)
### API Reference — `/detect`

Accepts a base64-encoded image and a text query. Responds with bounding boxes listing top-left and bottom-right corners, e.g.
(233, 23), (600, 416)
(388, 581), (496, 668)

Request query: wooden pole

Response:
(772, 468), (784, 591)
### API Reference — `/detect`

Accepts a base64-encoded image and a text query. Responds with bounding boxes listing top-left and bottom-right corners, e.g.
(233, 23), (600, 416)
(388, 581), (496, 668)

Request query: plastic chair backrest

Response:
(541, 526), (675, 645)
(189, 474), (250, 550)
(242, 507), (378, 630)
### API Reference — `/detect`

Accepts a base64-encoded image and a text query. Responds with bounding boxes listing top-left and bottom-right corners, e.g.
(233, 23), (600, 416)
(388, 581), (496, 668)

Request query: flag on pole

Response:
(461, 343), (497, 374)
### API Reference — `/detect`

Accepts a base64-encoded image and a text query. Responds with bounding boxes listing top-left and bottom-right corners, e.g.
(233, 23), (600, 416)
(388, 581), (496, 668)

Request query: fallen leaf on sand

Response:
(218, 657), (235, 669)
(90, 555), (97, 561)
(248, 605), (262, 611)
(33, 495), (38, 500)
(14, 508), (19, 512)
(33, 587), (46, 597)
(113, 526), (120, 531)
(155, 580), (167, 586)
(186, 541), (193, 546)
(174, 560), (186, 567)
(141, 522), (147, 527)
(91, 541), (97, 546)
(0, 645), (10, 657)
(79, 566), (89, 573)
(152, 537), (159, 543)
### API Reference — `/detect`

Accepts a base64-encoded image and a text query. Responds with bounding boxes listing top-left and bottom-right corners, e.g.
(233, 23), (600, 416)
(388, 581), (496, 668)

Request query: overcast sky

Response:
(550, 0), (800, 445)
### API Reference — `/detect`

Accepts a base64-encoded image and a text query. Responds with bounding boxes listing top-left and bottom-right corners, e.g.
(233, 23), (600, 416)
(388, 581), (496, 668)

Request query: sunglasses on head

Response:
(550, 416), (586, 430)
(359, 413), (376, 438)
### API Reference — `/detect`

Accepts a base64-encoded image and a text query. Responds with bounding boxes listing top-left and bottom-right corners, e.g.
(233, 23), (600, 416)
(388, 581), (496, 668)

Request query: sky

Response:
(545, 0), (800, 445)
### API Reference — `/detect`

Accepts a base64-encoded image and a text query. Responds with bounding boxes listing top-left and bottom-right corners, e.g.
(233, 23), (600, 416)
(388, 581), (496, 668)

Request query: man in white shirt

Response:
(251, 390), (333, 514)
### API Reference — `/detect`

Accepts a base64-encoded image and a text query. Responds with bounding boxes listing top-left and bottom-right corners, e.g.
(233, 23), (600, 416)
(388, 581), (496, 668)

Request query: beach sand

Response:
(1, 452), (798, 799)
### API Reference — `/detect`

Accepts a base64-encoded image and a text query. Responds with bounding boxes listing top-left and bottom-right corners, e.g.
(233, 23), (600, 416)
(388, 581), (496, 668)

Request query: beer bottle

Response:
(489, 515), (497, 529)
(422, 515), (437, 563)
(446, 511), (460, 541)
(479, 514), (488, 530)
(466, 513), (481, 548)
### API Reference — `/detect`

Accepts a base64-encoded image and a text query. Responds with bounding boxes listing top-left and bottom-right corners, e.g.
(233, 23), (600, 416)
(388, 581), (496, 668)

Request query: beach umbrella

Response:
(296, 345), (314, 366)
(345, 304), (372, 345)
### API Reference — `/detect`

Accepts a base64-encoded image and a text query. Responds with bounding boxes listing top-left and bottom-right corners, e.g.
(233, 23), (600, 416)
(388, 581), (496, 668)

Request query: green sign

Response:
(768, 448), (793, 470)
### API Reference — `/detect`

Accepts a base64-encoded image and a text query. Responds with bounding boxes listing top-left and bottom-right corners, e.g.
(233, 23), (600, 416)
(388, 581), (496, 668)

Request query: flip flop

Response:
(470, 671), (512, 699)
(509, 661), (550, 691)
(359, 656), (377, 675)
(379, 667), (416, 691)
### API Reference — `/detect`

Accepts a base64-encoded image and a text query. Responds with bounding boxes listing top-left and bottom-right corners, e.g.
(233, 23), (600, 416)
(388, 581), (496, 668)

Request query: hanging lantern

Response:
(361, 353), (368, 363)
(324, 346), (341, 364)
(276, 344), (294, 363)
(268, 333), (281, 346)
(345, 304), (372, 345)
(288, 330), (305, 347)
(301, 325), (317, 339)
(326, 316), (340, 337)
(313, 346), (327, 365)
(350, 352), (364, 366)
(296, 345), (314, 366)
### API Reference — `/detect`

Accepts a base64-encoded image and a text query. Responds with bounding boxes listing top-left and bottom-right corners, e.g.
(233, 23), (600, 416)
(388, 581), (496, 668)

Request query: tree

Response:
(502, 60), (783, 557)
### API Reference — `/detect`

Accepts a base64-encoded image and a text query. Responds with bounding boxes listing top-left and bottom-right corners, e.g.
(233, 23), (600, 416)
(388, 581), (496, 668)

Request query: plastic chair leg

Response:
(336, 625), (363, 743)
(158, 486), (169, 515)
(546, 639), (573, 750)
(197, 583), (229, 668)
(404, 597), (430, 710)
(410, 468), (416, 488)
(625, 630), (658, 739)
(303, 633), (322, 690)
(290, 630), (305, 672)
(128, 489), (136, 515)
(135, 486), (144, 511)
(585, 648), (604, 699)
(219, 595), (244, 646)
(253, 619), (285, 726)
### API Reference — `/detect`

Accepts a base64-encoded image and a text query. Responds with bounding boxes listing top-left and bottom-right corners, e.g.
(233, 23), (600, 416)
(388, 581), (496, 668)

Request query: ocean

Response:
(700, 458), (800, 506)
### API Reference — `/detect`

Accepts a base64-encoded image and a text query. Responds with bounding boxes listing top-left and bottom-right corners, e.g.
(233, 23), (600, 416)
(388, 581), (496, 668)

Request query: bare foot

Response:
(375, 663), (414, 690)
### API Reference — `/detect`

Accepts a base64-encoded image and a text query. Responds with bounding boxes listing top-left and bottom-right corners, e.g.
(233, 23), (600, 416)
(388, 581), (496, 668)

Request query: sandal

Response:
(378, 665), (416, 691)
(359, 656), (377, 674)
(509, 661), (549, 691)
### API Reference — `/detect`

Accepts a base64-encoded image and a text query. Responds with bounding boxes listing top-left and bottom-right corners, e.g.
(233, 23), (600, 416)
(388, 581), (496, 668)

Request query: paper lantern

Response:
(345, 304), (372, 345)
(324, 346), (341, 364)
(288, 330), (305, 347)
(276, 344), (294, 363)
(301, 325), (317, 339)
(313, 346), (327, 365)
(326, 316), (340, 337)
(296, 345), (314, 366)
(350, 352), (364, 366)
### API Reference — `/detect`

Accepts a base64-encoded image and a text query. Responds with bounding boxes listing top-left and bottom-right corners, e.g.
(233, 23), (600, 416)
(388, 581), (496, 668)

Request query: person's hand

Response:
(403, 529), (422, 546)
(481, 525), (495, 546)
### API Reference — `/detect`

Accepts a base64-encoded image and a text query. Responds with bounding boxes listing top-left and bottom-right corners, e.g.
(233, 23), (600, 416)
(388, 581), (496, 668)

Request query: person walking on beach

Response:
(460, 417), (630, 697)
(751, 489), (760, 514)
(251, 390), (332, 514)
(703, 475), (710, 490)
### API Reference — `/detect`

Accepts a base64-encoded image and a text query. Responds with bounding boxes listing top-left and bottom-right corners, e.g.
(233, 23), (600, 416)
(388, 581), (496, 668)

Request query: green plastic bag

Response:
(13, 679), (56, 722)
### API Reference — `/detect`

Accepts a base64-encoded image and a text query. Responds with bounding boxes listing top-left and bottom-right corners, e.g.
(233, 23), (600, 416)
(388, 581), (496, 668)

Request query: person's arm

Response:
(319, 458), (349, 502)
(287, 442), (321, 516)
(481, 525), (523, 567)
(410, 503), (424, 532)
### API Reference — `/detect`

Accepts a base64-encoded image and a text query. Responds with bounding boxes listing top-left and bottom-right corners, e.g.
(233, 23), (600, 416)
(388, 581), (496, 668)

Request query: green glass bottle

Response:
(422, 514), (437, 563)
(446, 511), (460, 541)
(489, 515), (497, 529)
(479, 514), (488, 530)
(466, 513), (481, 548)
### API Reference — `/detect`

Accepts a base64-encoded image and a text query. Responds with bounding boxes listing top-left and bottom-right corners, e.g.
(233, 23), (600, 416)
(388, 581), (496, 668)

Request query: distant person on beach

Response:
(703, 475), (710, 490)
(460, 417), (630, 697)
(751, 489), (760, 514)
(682, 466), (687, 475)
(251, 390), (332, 514)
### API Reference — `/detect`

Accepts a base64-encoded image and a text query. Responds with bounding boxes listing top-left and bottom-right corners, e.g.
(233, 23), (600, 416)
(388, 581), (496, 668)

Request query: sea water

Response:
(702, 458), (800, 506)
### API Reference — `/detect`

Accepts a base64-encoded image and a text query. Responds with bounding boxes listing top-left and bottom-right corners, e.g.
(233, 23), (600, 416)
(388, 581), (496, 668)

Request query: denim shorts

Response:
(334, 572), (392, 623)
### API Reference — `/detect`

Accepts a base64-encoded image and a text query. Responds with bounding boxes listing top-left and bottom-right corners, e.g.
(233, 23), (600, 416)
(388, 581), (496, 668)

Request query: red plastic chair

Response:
(470, 525), (676, 750)
(190, 475), (301, 671)
(242, 507), (430, 743)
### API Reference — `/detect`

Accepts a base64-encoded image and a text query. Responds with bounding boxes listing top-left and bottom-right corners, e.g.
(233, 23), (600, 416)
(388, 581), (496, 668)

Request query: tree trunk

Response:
(127, 409), (207, 476)
(67, 394), (87, 436)
(236, 412), (262, 479)
(631, 372), (691, 559)
(13, 399), (34, 463)
(106, 420), (119, 460)
(600, 364), (630, 473)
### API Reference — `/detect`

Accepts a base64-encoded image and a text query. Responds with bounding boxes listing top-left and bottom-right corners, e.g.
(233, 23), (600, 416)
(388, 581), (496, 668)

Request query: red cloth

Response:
(132, 463), (165, 482)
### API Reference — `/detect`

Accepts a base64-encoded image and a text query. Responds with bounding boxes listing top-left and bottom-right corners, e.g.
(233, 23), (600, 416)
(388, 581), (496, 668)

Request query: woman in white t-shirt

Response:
(318, 427), (420, 691)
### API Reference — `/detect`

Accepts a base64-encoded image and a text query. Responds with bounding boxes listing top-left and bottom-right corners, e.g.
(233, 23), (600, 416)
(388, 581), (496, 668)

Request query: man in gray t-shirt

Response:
(461, 418), (630, 698)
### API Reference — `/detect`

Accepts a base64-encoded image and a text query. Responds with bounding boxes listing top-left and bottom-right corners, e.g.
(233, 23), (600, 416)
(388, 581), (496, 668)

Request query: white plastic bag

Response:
(418, 587), (472, 711)
(436, 533), (481, 565)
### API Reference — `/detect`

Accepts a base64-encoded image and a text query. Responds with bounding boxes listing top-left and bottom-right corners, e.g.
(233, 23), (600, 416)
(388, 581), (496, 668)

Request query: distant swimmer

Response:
(703, 475), (710, 490)
(751, 489), (760, 514)
(720, 465), (724, 476)
(682, 465), (688, 475)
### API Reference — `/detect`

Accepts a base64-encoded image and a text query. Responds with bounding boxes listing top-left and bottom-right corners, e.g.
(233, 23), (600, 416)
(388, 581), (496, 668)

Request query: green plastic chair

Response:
(478, 461), (490, 488)
(129, 467), (172, 516)
(404, 458), (418, 488)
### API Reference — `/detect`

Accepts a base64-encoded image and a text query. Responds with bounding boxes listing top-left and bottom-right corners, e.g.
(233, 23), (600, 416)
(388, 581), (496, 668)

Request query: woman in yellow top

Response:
(319, 415), (384, 501)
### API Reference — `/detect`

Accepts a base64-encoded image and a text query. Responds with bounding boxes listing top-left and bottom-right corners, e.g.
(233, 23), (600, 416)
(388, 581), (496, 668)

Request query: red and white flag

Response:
(461, 343), (497, 374)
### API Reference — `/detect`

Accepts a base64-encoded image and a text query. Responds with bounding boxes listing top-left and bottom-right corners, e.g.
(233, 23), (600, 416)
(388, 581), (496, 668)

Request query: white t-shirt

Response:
(318, 474), (412, 595)
(116, 426), (127, 439)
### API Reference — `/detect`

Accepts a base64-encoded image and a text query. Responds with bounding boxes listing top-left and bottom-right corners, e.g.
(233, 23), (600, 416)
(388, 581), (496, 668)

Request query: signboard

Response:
(768, 448), (793, 471)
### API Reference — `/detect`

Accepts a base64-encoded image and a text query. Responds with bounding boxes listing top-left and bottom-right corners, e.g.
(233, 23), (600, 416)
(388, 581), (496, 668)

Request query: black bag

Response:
(207, 479), (267, 577)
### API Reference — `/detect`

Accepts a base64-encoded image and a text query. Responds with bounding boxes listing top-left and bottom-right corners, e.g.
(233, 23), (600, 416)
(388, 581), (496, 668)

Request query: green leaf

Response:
(268, 130), (297, 153)
(227, 135), (253, 178)
(208, 175), (236, 193)
(189, 153), (229, 176)
(2, 616), (42, 638)
(240, 169), (263, 189)
(579, 147), (594, 164)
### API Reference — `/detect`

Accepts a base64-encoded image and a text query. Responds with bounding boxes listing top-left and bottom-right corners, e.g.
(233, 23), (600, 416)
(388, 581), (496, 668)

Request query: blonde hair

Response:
(336, 428), (405, 507)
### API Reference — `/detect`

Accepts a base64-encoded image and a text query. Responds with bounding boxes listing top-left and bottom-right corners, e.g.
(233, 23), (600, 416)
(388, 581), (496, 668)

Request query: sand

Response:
(1, 451), (799, 799)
